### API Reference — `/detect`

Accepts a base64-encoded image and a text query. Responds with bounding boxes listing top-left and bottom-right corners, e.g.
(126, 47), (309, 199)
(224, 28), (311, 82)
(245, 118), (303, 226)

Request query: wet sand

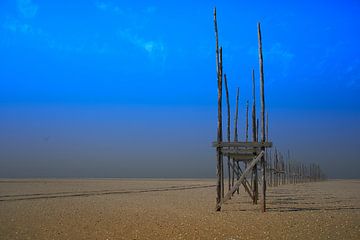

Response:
(0, 179), (359, 239)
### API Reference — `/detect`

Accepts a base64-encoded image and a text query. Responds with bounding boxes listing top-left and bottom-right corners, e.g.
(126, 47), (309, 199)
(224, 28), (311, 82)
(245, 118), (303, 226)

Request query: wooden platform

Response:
(212, 141), (272, 148)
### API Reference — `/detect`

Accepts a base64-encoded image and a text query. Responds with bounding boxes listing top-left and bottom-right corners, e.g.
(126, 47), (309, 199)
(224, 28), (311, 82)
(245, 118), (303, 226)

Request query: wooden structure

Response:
(266, 150), (326, 187)
(213, 8), (272, 212)
(212, 7), (325, 212)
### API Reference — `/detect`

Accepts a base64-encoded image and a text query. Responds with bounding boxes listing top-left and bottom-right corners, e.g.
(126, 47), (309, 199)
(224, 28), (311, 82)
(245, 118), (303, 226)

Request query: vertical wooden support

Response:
(234, 88), (239, 142)
(244, 100), (249, 171)
(234, 87), (240, 193)
(258, 22), (266, 212)
(245, 100), (249, 142)
(269, 150), (273, 186)
(256, 118), (259, 143)
(224, 74), (231, 192)
(266, 113), (269, 142)
(251, 69), (258, 204)
(220, 48), (224, 199)
(265, 112), (269, 185)
(252, 69), (257, 142)
(214, 7), (222, 211)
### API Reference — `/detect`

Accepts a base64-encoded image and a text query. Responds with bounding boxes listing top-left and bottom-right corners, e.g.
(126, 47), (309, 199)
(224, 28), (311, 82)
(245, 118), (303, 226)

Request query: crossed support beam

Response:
(229, 160), (253, 200)
(213, 141), (272, 212)
(216, 151), (264, 210)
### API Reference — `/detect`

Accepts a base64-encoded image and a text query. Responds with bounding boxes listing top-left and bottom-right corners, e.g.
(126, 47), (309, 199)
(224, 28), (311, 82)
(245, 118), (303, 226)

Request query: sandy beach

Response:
(0, 179), (359, 239)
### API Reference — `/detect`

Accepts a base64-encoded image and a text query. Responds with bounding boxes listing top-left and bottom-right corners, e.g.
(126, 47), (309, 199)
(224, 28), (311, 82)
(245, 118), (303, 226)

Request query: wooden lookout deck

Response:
(213, 141), (272, 212)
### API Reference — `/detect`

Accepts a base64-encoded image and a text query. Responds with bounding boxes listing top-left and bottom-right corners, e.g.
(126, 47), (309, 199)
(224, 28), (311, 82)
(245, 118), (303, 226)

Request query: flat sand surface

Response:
(0, 179), (359, 239)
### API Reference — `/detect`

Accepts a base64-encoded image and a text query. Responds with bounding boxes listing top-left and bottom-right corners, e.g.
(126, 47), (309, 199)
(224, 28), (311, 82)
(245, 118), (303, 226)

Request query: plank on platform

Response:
(212, 141), (272, 148)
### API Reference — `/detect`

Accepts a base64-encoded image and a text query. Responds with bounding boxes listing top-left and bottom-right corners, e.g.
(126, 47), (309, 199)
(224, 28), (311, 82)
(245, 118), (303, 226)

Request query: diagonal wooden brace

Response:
(217, 151), (264, 209)
(238, 166), (254, 200)
(229, 161), (253, 200)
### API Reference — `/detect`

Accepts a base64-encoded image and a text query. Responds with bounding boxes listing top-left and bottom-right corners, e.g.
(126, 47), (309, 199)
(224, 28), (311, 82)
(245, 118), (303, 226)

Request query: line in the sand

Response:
(0, 184), (216, 202)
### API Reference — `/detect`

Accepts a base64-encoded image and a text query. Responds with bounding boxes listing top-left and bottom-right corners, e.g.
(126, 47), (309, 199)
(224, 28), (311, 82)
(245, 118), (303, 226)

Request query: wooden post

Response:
(220, 48), (224, 199)
(224, 74), (231, 192)
(269, 150), (273, 186)
(234, 87), (240, 194)
(256, 118), (259, 143)
(258, 22), (266, 212)
(251, 69), (258, 204)
(265, 114), (269, 148)
(288, 149), (292, 184)
(244, 100), (249, 171)
(234, 88), (239, 142)
(245, 100), (249, 142)
(214, 7), (222, 211)
(252, 69), (257, 143)
(265, 113), (269, 185)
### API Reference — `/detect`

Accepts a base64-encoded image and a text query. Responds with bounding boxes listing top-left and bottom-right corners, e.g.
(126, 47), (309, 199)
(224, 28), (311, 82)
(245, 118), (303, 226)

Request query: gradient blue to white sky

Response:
(0, 0), (359, 178)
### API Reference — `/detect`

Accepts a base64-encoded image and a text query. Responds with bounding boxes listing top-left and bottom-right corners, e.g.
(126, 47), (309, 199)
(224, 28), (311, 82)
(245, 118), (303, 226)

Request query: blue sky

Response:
(0, 0), (359, 178)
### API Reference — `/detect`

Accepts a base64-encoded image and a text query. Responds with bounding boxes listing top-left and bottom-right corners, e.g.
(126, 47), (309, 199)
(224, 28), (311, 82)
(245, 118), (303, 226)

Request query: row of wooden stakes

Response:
(265, 150), (326, 187)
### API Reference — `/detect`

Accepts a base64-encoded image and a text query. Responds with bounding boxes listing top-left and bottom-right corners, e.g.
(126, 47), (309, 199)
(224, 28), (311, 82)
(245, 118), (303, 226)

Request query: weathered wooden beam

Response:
(222, 149), (261, 155)
(227, 154), (256, 160)
(214, 7), (222, 211)
(220, 49), (224, 199)
(238, 166), (254, 200)
(234, 87), (239, 142)
(256, 118), (259, 142)
(229, 161), (253, 200)
(244, 100), (249, 172)
(233, 88), (239, 192)
(245, 100), (249, 142)
(224, 74), (231, 192)
(258, 23), (265, 144)
(251, 68), (258, 204)
(252, 69), (257, 143)
(212, 141), (272, 148)
(266, 112), (269, 142)
(258, 22), (267, 212)
(216, 151), (264, 209)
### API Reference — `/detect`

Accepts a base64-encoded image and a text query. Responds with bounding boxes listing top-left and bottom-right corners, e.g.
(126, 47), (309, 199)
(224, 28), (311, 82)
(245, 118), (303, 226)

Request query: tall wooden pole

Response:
(266, 113), (269, 142)
(265, 112), (269, 186)
(256, 118), (259, 142)
(214, 7), (222, 211)
(245, 100), (249, 170)
(252, 69), (257, 143)
(258, 22), (266, 212)
(220, 48), (224, 199)
(224, 74), (231, 192)
(251, 69), (258, 204)
(233, 87), (240, 192)
(245, 100), (249, 142)
(234, 88), (239, 142)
